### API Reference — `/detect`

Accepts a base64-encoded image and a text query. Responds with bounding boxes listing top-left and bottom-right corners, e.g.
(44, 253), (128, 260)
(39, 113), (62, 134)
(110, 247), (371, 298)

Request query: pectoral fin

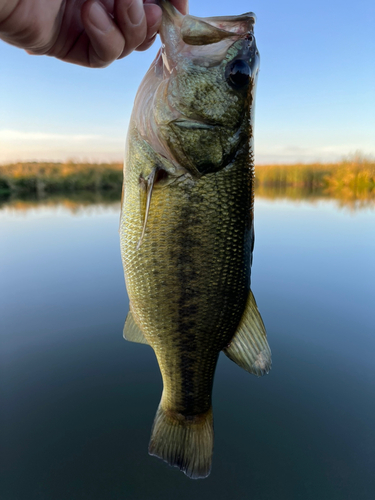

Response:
(223, 290), (271, 376)
(137, 167), (158, 250)
(137, 166), (171, 250)
(123, 311), (149, 345)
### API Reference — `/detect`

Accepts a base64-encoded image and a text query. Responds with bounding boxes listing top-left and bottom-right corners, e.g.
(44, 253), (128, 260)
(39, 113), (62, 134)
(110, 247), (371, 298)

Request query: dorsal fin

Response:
(123, 310), (149, 345)
(223, 290), (271, 376)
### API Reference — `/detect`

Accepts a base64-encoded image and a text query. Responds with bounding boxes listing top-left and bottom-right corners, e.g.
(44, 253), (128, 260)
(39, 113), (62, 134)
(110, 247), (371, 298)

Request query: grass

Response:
(255, 154), (375, 209)
(0, 161), (123, 195)
(1, 155), (374, 210)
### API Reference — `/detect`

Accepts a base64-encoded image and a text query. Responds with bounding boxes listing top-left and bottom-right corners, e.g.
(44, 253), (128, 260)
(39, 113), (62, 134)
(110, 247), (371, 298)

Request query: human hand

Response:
(0, 0), (189, 68)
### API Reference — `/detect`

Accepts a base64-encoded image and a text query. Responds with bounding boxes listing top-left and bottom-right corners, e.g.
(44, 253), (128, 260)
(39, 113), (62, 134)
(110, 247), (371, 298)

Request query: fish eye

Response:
(226, 60), (251, 89)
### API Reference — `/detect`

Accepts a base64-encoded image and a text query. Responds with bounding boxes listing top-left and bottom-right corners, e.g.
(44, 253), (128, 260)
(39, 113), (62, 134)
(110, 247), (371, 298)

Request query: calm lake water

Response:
(1, 194), (374, 500)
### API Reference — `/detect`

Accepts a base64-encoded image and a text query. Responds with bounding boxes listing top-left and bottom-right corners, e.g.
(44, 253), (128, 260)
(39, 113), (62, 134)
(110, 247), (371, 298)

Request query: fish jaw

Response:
(159, 2), (256, 71)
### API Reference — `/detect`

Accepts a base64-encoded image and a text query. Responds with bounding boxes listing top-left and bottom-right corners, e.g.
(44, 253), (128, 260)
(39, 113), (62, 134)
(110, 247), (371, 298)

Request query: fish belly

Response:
(120, 133), (254, 417)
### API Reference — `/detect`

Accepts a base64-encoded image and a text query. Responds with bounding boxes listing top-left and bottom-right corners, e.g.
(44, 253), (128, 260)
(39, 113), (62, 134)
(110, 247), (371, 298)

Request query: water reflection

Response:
(1, 191), (374, 499)
(0, 190), (120, 214)
(1, 183), (374, 214)
(255, 185), (375, 211)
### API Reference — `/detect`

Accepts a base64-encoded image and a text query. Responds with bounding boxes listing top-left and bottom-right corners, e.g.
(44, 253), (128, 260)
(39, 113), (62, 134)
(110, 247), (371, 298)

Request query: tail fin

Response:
(148, 404), (214, 479)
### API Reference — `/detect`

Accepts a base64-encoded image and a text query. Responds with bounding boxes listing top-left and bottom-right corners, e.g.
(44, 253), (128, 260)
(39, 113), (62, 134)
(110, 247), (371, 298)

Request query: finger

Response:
(170, 0), (189, 15)
(136, 32), (157, 52)
(143, 2), (162, 30)
(115, 0), (148, 58)
(81, 0), (125, 67)
(135, 3), (161, 52)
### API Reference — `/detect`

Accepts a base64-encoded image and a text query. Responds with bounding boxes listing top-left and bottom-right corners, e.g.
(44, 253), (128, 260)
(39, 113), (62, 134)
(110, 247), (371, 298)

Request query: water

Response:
(1, 196), (374, 500)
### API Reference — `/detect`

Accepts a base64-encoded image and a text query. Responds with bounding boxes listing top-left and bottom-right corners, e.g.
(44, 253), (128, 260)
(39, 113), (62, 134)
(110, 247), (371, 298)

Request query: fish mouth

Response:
(171, 119), (217, 130)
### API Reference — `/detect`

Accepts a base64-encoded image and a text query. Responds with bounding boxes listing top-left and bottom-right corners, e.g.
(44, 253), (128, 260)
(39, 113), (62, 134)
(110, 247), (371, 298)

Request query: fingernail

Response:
(128, 0), (144, 25)
(89, 2), (113, 33)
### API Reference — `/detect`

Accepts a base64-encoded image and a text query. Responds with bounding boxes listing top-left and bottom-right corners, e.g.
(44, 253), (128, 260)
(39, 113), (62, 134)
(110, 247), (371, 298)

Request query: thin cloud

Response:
(0, 129), (123, 143)
(0, 129), (127, 163)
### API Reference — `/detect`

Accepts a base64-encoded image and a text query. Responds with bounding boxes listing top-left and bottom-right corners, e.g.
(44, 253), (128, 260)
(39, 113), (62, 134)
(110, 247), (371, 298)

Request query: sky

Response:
(0, 0), (374, 164)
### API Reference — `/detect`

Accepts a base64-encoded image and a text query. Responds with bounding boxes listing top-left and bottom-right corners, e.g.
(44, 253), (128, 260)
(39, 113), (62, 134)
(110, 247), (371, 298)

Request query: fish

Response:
(119, 0), (271, 479)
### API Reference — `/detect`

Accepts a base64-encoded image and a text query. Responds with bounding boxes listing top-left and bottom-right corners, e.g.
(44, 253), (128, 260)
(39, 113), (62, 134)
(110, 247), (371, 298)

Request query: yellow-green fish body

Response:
(120, 1), (271, 479)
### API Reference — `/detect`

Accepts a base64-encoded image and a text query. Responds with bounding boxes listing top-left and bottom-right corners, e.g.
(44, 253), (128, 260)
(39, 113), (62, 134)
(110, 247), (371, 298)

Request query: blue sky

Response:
(1, 0), (374, 164)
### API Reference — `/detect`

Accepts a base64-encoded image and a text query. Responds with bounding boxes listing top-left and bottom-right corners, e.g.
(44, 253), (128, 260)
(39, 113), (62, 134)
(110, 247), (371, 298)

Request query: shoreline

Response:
(1, 160), (374, 209)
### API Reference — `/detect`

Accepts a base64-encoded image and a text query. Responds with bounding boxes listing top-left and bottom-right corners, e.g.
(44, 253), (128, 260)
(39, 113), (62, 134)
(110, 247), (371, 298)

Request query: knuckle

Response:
(0, 0), (52, 50)
(10, 7), (52, 51)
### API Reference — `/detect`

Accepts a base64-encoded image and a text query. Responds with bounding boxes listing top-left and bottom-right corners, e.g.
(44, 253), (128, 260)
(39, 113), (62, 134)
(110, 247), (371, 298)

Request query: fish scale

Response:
(120, 1), (271, 479)
(122, 136), (251, 410)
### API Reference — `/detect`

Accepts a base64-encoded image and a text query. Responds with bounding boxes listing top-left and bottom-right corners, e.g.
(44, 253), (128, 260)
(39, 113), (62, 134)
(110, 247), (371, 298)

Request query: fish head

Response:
(160, 3), (260, 176)
(133, 3), (260, 177)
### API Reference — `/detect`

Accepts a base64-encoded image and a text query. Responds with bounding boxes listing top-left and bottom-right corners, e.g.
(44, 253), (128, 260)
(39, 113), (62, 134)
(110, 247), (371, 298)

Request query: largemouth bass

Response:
(120, 0), (271, 479)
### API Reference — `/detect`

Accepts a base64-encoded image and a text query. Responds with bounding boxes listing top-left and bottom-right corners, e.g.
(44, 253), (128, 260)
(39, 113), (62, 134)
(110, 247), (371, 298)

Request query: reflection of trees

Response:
(0, 191), (121, 215)
(2, 187), (372, 215)
(255, 185), (374, 212)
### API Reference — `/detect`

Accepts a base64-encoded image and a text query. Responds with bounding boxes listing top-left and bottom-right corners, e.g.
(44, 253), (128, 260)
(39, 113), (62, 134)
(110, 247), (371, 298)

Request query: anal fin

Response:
(123, 311), (149, 345)
(223, 290), (271, 376)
